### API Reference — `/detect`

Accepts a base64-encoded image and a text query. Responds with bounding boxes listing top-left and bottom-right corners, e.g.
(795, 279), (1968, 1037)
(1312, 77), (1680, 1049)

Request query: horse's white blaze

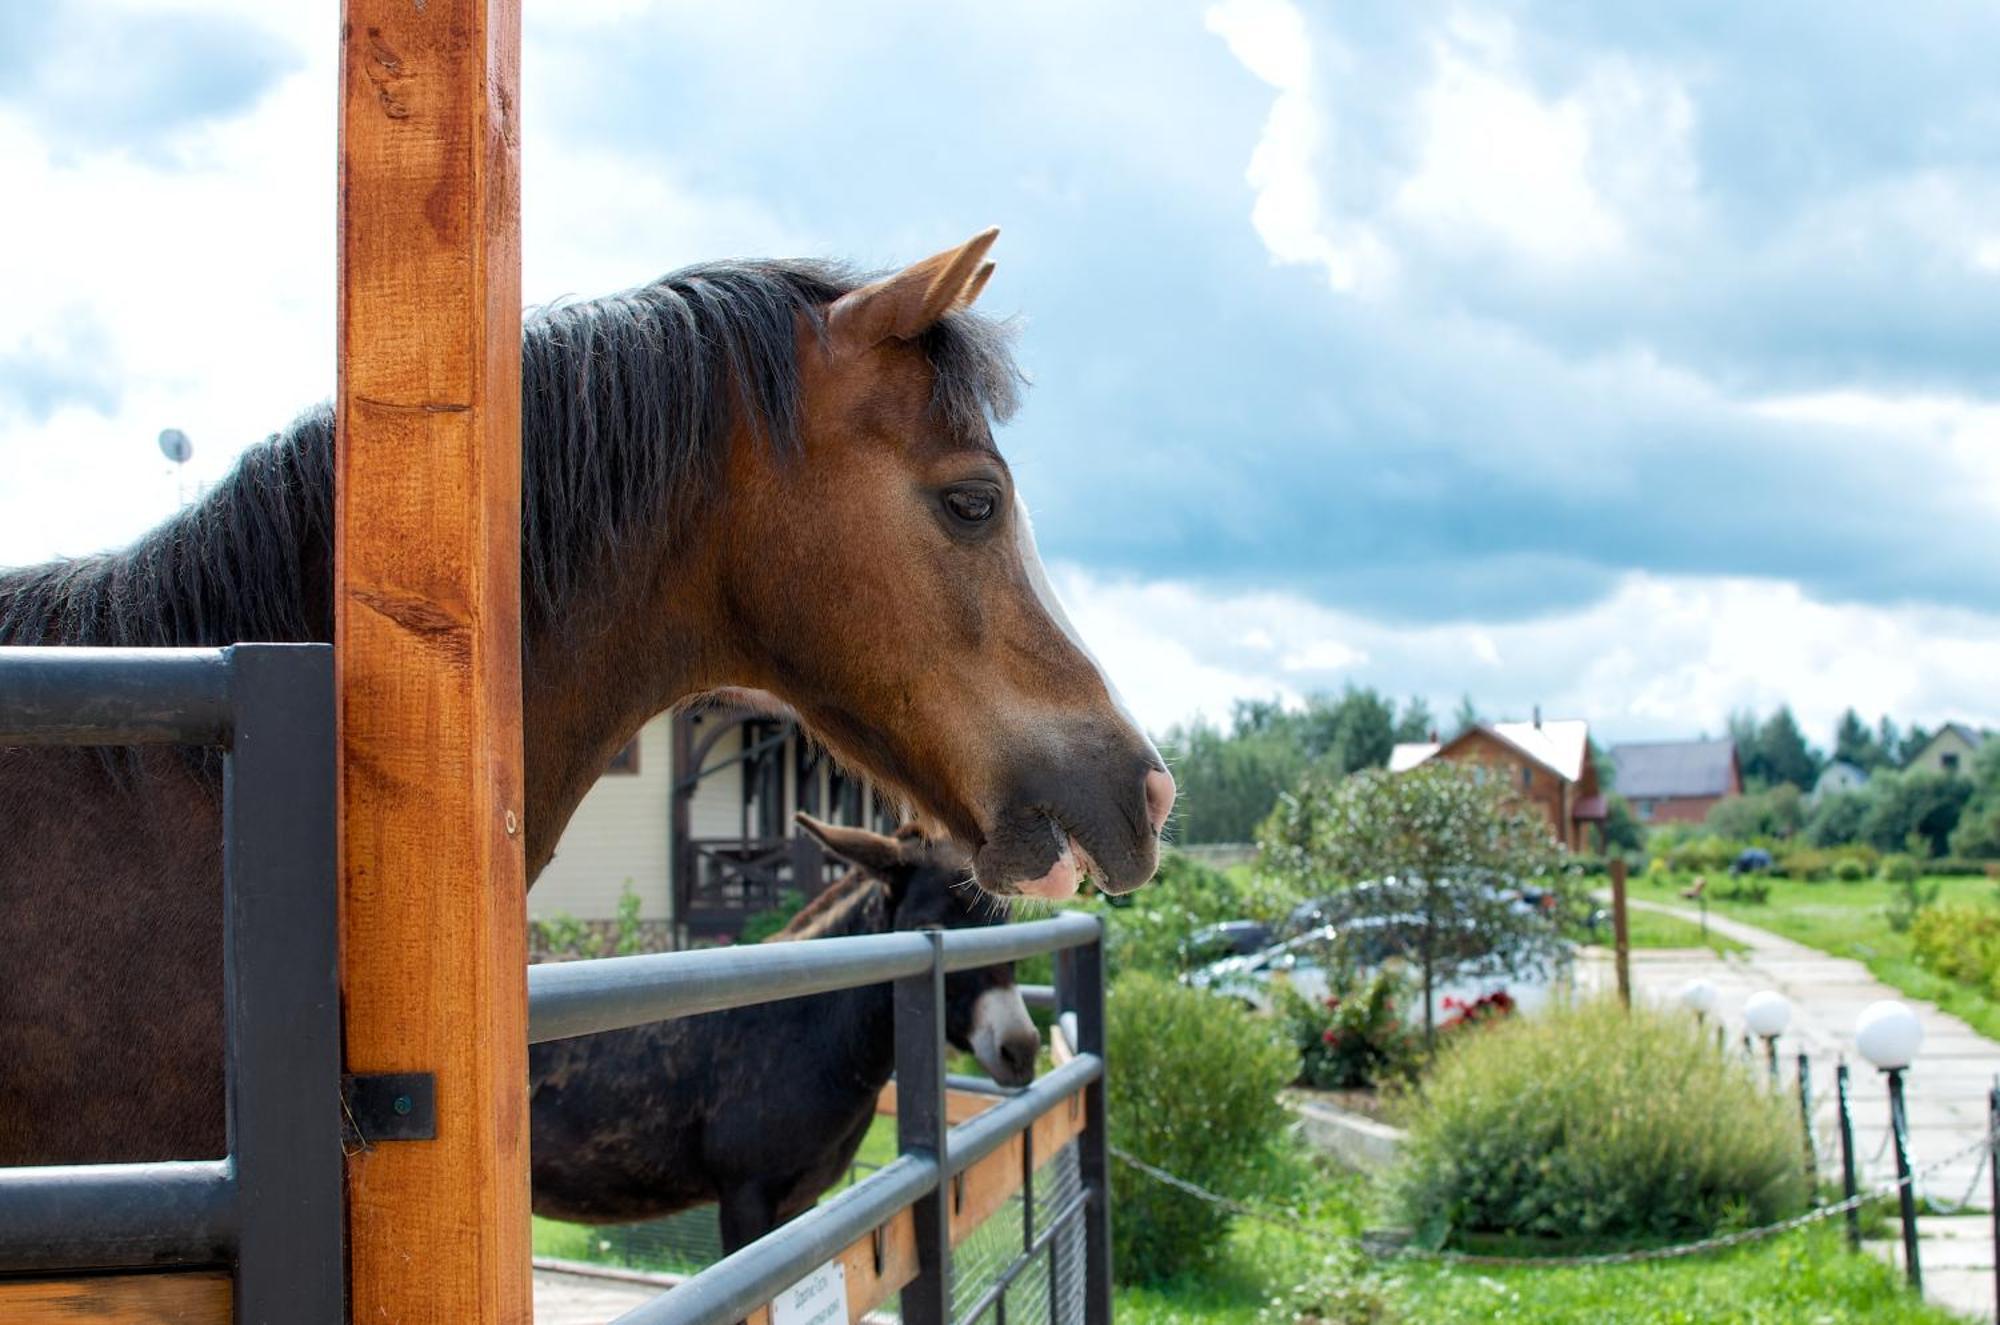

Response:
(1011, 498), (1157, 756)
(969, 985), (1038, 1082)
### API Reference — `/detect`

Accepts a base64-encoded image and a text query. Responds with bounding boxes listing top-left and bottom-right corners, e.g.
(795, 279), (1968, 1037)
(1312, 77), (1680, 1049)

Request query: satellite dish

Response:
(158, 428), (192, 465)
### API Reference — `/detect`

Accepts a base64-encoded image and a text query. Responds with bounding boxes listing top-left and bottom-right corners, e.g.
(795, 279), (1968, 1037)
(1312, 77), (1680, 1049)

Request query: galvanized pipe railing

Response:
(526, 913), (1099, 1043)
(542, 909), (1112, 1325)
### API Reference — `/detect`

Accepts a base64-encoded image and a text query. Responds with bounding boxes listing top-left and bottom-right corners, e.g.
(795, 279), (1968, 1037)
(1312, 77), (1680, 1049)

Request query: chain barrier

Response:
(1915, 1141), (1990, 1216)
(1110, 1122), (1999, 1271)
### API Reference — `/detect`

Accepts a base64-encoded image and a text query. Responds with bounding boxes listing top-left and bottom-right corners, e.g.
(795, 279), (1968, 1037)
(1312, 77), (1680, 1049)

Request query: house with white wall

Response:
(530, 702), (897, 949)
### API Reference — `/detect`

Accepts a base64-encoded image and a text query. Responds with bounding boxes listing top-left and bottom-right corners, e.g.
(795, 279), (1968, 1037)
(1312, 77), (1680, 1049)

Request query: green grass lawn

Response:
(535, 1108), (1949, 1324)
(1109, 1144), (1945, 1325)
(1628, 872), (2000, 1041)
(1610, 905), (1749, 956)
(1383, 1225), (1957, 1325)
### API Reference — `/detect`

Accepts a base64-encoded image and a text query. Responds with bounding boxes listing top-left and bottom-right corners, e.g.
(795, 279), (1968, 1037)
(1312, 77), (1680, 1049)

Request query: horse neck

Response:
(0, 402), (728, 883)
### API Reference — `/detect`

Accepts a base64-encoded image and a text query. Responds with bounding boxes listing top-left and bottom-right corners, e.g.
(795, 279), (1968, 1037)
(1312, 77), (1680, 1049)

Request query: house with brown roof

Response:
(1389, 711), (1605, 850)
(1609, 739), (1741, 825)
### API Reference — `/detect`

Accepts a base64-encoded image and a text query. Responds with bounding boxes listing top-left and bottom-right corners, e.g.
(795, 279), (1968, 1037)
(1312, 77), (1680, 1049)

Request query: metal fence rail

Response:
(0, 644), (343, 1324)
(528, 912), (1111, 1325)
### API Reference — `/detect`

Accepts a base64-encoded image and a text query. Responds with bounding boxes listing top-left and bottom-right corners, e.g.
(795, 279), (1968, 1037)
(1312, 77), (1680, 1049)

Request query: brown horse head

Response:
(684, 232), (1173, 898)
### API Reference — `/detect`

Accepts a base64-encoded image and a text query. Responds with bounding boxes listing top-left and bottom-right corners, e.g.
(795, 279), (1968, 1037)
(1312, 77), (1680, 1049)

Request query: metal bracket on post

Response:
(341, 1073), (438, 1145)
(895, 930), (950, 1325)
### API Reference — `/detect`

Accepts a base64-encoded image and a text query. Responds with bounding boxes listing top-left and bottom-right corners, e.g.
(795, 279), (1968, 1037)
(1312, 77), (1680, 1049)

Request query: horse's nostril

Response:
(1143, 767), (1177, 834)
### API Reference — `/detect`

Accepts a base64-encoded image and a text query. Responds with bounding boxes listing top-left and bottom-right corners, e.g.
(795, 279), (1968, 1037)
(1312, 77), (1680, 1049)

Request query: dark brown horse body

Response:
(530, 818), (1037, 1251)
(0, 233), (1173, 1165)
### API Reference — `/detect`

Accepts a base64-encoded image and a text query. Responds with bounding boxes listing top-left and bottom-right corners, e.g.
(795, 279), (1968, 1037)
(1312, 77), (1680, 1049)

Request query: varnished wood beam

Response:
(336, 1), (527, 1321)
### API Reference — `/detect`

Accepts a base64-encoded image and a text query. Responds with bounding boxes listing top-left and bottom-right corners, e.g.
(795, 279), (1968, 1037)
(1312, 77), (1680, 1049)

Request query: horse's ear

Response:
(795, 812), (906, 880)
(958, 261), (996, 309)
(828, 228), (999, 350)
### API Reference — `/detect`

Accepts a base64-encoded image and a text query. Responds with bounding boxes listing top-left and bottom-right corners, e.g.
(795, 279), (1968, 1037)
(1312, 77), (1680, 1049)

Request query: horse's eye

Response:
(943, 487), (998, 525)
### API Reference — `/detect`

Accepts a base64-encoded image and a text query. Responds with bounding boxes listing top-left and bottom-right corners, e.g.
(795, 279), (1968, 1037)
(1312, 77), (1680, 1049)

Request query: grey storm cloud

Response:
(516, 0), (2000, 624)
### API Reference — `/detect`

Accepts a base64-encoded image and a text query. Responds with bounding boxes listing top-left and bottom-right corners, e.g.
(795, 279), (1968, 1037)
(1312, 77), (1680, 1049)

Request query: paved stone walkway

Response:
(1582, 897), (2000, 1321)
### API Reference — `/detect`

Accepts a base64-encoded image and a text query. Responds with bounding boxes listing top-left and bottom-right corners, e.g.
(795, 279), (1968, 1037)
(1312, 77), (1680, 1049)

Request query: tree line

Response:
(1162, 692), (1993, 850)
(1724, 704), (1967, 791)
(1161, 687), (1442, 843)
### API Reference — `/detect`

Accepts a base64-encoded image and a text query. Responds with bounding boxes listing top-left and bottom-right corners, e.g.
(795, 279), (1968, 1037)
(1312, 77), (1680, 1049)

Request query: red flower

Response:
(1322, 1029), (1340, 1046)
(1324, 995), (1341, 1009)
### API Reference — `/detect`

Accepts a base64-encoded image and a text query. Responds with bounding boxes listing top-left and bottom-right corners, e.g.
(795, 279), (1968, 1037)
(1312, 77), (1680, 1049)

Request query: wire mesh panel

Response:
(948, 1141), (1086, 1325)
(542, 1206), (725, 1277)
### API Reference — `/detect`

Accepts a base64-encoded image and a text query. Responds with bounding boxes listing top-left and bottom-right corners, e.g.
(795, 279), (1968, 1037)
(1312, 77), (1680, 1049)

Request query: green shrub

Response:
(1932, 856), (1990, 878)
(1910, 901), (2000, 994)
(1879, 853), (1922, 883)
(1883, 863), (1941, 934)
(1777, 847), (1832, 881)
(1391, 999), (1809, 1248)
(1278, 970), (1423, 1090)
(738, 888), (805, 945)
(1714, 876), (1771, 904)
(1107, 972), (1295, 1284)
(1833, 856), (1869, 882)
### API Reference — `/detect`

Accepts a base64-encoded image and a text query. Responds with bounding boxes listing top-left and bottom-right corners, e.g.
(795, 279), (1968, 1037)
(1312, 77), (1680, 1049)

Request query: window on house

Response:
(1520, 766), (1533, 790)
(605, 738), (640, 775)
(1637, 800), (1655, 820)
(1943, 753), (1961, 773)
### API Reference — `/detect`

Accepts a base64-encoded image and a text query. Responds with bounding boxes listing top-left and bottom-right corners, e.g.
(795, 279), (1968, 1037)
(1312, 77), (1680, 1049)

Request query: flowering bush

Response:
(1438, 988), (1514, 1031)
(1280, 972), (1423, 1090)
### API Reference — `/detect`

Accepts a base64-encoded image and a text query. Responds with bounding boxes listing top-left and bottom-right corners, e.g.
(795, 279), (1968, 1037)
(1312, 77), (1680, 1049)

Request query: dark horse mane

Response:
(0, 260), (1022, 649)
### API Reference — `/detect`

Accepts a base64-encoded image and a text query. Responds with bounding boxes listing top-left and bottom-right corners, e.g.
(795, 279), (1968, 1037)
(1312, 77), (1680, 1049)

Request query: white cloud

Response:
(1392, 19), (1626, 263)
(0, 2), (808, 569)
(0, 17), (332, 564)
(1055, 561), (2000, 746)
(1204, 0), (1388, 293)
(1750, 389), (2000, 513)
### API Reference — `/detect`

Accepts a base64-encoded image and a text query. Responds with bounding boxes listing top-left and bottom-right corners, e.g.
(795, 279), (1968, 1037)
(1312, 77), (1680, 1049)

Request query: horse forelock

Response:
(0, 258), (1024, 651)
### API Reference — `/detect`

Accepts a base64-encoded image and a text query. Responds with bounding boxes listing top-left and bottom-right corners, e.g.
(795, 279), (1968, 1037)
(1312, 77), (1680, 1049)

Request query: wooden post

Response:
(336, 2), (526, 1322)
(1609, 857), (1632, 1008)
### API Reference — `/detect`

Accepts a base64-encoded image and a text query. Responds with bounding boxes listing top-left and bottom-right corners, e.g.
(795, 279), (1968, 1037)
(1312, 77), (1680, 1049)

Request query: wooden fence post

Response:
(336, 2), (527, 1321)
(1609, 857), (1632, 1009)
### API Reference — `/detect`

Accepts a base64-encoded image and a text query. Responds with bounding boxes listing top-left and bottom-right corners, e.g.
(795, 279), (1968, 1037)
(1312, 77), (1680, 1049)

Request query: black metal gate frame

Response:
(0, 645), (1112, 1325)
(0, 645), (344, 1323)
(528, 912), (1112, 1325)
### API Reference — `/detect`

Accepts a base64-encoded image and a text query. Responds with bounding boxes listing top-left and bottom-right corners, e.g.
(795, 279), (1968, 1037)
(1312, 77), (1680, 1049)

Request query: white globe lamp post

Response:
(1744, 990), (1792, 1082)
(1678, 978), (1718, 1020)
(1856, 1000), (1924, 1293)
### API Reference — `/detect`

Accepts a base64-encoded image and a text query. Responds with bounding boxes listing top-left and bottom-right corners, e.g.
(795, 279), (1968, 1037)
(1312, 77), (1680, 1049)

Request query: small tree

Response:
(1257, 763), (1568, 1044)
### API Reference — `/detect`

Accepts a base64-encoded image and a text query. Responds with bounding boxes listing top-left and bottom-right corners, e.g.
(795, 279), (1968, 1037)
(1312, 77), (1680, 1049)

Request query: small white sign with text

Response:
(772, 1258), (848, 1325)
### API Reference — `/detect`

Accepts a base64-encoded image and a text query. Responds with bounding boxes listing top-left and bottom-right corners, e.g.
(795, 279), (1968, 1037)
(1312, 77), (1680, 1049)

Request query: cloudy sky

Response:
(5, 1), (1999, 746)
